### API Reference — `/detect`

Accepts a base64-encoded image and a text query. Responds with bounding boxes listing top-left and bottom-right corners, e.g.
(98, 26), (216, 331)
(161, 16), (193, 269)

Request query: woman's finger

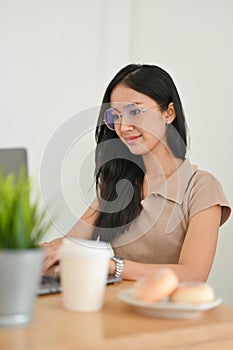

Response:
(42, 243), (60, 274)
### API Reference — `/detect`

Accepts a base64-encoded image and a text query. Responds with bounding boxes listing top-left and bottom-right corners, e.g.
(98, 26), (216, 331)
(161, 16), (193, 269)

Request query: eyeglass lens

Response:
(104, 103), (143, 130)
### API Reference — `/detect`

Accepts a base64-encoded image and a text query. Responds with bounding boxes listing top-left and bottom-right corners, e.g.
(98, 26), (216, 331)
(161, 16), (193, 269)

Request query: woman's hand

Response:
(41, 200), (99, 275)
(42, 237), (63, 275)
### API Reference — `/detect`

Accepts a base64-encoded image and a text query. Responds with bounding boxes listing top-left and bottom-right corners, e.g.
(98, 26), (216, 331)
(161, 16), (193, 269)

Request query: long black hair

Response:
(92, 64), (187, 242)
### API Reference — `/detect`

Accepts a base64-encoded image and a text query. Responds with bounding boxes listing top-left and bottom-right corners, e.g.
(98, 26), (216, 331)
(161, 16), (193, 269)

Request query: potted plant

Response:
(0, 170), (51, 327)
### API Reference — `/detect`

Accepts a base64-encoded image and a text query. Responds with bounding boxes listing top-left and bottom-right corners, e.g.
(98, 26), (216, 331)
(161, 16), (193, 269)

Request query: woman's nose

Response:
(119, 115), (134, 131)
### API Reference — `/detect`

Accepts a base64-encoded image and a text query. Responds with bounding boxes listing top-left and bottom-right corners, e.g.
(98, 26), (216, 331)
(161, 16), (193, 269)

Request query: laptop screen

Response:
(0, 148), (28, 179)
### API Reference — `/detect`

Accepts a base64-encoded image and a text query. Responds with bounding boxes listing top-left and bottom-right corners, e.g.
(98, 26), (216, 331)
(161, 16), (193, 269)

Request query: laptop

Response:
(38, 274), (121, 295)
(0, 147), (28, 178)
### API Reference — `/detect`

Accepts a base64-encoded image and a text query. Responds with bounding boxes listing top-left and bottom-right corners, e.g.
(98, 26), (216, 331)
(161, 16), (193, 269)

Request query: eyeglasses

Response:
(103, 103), (157, 131)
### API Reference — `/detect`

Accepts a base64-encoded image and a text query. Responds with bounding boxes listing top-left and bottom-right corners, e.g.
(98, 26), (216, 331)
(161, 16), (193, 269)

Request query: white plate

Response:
(119, 289), (222, 319)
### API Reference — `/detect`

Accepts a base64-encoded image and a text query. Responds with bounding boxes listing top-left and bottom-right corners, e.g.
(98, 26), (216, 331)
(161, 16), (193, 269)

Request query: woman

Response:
(43, 64), (231, 281)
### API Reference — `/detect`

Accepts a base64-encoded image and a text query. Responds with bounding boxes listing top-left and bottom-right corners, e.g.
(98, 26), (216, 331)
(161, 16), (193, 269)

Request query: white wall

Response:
(0, 0), (132, 234)
(0, 0), (232, 305)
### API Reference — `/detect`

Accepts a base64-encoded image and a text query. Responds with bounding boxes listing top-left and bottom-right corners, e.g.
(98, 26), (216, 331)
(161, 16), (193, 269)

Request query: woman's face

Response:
(109, 83), (172, 156)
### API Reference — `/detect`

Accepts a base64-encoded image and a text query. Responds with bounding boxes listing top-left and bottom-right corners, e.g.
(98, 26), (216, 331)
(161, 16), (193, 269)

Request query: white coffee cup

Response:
(60, 237), (113, 312)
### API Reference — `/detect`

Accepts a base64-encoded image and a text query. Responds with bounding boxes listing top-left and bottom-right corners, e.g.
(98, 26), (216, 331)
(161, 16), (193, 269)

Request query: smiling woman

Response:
(42, 64), (231, 284)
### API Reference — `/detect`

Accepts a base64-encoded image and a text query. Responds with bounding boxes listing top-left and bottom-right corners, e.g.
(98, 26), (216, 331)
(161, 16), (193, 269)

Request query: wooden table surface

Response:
(1, 280), (233, 350)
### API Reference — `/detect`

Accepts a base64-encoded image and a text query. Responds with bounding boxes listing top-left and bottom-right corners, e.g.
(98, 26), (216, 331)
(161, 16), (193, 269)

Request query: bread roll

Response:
(133, 268), (179, 303)
(170, 282), (215, 303)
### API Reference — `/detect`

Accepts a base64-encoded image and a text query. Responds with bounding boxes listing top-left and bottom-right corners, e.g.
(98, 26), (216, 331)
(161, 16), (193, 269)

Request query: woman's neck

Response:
(142, 147), (183, 196)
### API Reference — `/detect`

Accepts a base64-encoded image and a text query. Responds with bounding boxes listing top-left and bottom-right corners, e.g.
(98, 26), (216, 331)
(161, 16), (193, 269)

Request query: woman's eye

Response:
(112, 113), (121, 121)
(129, 108), (141, 116)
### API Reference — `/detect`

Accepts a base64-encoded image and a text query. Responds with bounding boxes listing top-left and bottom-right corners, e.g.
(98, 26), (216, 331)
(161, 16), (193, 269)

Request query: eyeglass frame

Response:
(103, 102), (161, 131)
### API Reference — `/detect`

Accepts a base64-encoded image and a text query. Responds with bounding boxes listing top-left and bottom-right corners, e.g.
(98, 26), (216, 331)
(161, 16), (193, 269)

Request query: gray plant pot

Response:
(0, 248), (44, 327)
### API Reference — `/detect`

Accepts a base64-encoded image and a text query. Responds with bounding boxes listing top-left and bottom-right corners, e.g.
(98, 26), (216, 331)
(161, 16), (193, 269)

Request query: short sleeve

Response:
(188, 170), (231, 226)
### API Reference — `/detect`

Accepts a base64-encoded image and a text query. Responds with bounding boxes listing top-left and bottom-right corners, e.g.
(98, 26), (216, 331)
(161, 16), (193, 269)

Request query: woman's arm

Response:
(66, 197), (100, 239)
(110, 205), (222, 281)
(42, 198), (100, 273)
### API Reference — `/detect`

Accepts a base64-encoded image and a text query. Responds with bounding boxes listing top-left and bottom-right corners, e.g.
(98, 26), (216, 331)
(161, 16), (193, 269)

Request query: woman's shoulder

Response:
(188, 165), (231, 225)
(195, 167), (219, 182)
(190, 165), (228, 197)
(177, 159), (220, 188)
(192, 167), (221, 185)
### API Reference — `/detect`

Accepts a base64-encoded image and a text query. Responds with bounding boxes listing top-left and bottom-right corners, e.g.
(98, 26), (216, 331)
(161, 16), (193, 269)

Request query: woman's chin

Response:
(126, 142), (153, 156)
(126, 143), (149, 155)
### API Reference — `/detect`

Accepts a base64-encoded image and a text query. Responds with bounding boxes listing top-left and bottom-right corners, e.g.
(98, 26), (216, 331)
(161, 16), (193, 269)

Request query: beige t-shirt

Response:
(113, 159), (231, 264)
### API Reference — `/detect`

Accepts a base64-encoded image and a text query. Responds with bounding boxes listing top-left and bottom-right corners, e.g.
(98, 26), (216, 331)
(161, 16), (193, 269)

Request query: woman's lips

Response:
(125, 135), (141, 143)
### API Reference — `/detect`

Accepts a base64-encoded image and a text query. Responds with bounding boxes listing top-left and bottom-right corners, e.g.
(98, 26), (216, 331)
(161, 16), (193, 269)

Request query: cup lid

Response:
(60, 237), (113, 258)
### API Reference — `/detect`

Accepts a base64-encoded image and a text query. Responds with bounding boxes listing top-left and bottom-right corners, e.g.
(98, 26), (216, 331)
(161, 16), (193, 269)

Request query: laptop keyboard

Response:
(39, 275), (62, 295)
(38, 274), (121, 296)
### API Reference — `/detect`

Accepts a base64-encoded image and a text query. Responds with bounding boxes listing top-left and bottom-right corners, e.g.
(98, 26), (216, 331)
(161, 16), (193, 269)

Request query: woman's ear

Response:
(164, 102), (176, 124)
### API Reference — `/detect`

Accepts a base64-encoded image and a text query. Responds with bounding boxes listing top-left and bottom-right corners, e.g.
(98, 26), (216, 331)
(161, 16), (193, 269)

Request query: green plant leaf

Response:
(0, 170), (53, 249)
